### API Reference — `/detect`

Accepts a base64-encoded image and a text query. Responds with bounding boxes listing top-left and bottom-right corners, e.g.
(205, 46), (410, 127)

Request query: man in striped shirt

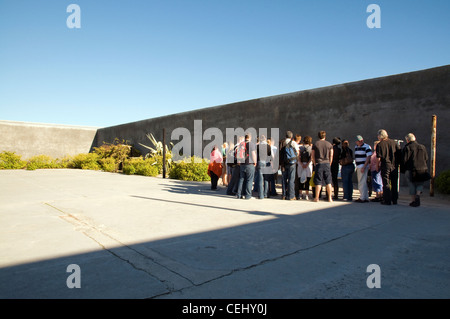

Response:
(354, 135), (372, 202)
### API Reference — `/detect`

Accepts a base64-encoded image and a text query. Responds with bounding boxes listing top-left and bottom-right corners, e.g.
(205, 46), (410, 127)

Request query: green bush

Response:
(146, 153), (172, 174)
(435, 170), (450, 194)
(122, 160), (136, 175)
(99, 157), (117, 172)
(68, 153), (101, 170)
(0, 151), (26, 169)
(57, 156), (74, 169)
(122, 157), (159, 177)
(26, 155), (60, 170)
(93, 139), (131, 167)
(169, 156), (210, 181)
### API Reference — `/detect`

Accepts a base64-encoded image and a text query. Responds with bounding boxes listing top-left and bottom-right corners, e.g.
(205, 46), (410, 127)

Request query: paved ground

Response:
(0, 169), (449, 299)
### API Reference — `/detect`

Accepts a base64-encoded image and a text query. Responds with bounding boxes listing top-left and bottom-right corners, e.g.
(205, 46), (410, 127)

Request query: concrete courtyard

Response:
(0, 169), (449, 299)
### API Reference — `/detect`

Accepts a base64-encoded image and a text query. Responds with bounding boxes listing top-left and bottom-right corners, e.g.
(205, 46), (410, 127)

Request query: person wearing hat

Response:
(354, 135), (372, 202)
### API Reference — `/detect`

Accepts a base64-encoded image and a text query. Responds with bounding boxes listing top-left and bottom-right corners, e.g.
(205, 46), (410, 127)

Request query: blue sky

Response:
(0, 0), (449, 128)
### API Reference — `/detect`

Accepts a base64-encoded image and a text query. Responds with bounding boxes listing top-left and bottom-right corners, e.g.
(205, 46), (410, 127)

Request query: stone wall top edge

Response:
(99, 64), (450, 131)
(0, 120), (99, 131)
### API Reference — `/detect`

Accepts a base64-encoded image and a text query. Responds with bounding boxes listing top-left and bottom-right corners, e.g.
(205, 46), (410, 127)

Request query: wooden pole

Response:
(163, 128), (166, 179)
(430, 115), (437, 196)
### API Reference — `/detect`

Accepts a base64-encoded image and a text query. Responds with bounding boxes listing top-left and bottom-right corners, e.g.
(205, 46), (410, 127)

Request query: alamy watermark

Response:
(367, 4), (381, 29)
(170, 120), (279, 173)
(66, 264), (81, 288)
(66, 4), (81, 29)
(366, 264), (381, 288)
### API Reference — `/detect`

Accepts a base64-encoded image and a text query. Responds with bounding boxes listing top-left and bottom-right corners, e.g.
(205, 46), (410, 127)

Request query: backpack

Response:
(226, 146), (236, 166)
(300, 145), (311, 163)
(282, 141), (298, 165)
(235, 141), (248, 163)
(339, 149), (353, 166)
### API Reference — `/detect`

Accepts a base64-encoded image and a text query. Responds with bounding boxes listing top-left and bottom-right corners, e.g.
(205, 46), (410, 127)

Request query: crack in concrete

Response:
(44, 202), (195, 293)
(150, 215), (403, 298)
(45, 201), (405, 299)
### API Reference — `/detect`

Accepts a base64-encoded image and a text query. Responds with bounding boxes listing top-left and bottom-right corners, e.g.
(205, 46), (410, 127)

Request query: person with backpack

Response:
(402, 133), (430, 207)
(235, 133), (257, 200)
(280, 131), (299, 200)
(297, 135), (313, 200)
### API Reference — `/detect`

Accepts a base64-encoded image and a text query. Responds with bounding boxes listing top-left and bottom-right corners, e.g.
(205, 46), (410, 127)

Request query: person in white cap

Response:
(354, 135), (372, 202)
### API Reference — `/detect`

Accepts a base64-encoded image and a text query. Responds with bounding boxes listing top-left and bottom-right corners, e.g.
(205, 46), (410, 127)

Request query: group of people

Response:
(207, 128), (430, 207)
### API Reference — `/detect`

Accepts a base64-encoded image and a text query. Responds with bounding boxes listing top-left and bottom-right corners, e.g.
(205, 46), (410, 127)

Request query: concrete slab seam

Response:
(44, 202), (195, 293)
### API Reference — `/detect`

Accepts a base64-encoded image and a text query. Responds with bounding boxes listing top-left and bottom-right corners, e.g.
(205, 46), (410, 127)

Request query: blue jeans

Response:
(237, 164), (255, 199)
(256, 161), (269, 199)
(282, 164), (296, 199)
(341, 164), (355, 200)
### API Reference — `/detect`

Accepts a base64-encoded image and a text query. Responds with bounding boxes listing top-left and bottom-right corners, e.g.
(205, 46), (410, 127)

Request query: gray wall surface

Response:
(94, 65), (450, 176)
(0, 121), (98, 160)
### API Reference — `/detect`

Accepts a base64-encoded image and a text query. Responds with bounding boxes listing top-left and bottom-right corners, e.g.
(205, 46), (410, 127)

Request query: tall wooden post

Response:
(430, 115), (437, 196)
(163, 128), (166, 179)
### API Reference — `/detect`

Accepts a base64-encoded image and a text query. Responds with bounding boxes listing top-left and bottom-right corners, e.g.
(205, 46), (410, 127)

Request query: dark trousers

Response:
(331, 164), (339, 198)
(210, 172), (219, 190)
(226, 165), (240, 195)
(381, 166), (399, 204)
(237, 164), (255, 199)
(264, 174), (277, 196)
(269, 172), (277, 196)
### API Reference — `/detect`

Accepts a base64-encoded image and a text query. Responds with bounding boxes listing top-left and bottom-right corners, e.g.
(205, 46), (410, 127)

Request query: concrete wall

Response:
(2, 65), (448, 175)
(94, 65), (450, 176)
(0, 121), (98, 160)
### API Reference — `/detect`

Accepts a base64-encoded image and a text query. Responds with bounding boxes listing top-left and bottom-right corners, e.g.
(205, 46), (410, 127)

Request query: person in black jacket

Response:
(376, 129), (402, 205)
(402, 133), (430, 207)
(339, 140), (355, 201)
(331, 137), (342, 200)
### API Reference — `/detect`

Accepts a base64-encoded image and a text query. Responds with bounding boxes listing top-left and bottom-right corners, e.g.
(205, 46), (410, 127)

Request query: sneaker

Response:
(305, 195), (309, 201)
